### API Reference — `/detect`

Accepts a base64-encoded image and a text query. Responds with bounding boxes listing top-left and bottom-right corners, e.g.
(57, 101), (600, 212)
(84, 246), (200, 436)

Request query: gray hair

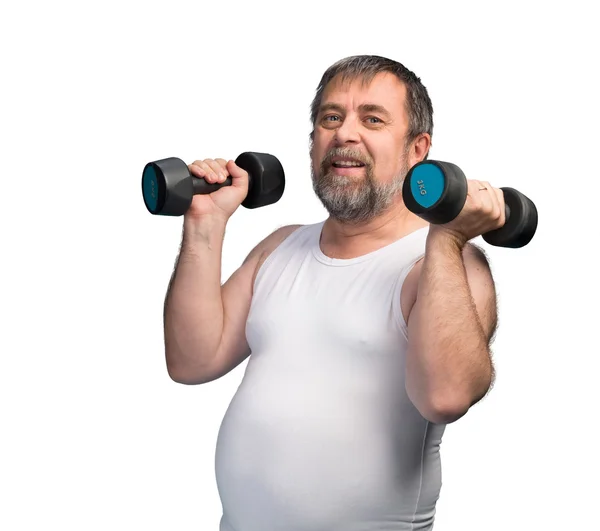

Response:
(309, 55), (434, 150)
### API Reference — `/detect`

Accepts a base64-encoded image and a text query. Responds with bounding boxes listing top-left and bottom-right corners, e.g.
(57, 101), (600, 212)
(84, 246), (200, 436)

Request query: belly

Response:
(214, 355), (437, 531)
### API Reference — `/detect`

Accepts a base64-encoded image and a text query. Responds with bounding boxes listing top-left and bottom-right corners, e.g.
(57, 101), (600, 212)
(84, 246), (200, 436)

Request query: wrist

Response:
(183, 214), (228, 248)
(426, 225), (468, 253)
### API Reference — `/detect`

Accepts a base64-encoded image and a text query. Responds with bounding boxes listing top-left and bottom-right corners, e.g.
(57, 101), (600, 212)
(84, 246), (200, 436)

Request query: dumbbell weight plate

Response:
(237, 152), (285, 209)
(482, 187), (538, 248)
(142, 162), (165, 214)
(402, 161), (469, 224)
(142, 157), (195, 216)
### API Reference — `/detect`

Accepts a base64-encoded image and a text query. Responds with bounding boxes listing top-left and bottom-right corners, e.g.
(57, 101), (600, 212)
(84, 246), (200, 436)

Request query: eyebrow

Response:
(319, 102), (391, 117)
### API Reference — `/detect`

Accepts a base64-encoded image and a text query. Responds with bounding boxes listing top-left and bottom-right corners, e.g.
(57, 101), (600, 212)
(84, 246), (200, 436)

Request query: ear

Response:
(408, 133), (432, 165)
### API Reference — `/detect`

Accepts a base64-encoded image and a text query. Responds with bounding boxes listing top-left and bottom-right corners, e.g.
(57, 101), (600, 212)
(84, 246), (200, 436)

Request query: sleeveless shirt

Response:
(214, 221), (446, 531)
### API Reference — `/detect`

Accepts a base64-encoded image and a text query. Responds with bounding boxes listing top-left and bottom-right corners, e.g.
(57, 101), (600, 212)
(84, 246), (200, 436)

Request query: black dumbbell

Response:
(142, 152), (285, 216)
(402, 160), (538, 248)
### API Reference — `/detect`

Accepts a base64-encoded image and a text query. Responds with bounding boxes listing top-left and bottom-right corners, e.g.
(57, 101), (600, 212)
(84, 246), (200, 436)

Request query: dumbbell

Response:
(402, 160), (538, 248)
(142, 152), (285, 216)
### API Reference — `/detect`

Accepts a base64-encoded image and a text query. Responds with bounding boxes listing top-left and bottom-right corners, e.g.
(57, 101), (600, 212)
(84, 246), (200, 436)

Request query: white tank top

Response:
(215, 221), (446, 531)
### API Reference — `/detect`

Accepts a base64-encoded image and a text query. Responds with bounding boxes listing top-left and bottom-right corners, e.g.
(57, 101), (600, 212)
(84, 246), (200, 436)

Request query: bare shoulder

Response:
(260, 224), (305, 256)
(251, 224), (304, 276)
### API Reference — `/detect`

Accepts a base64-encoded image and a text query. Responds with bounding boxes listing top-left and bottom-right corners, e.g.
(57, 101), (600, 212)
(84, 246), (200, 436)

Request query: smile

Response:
(332, 161), (365, 168)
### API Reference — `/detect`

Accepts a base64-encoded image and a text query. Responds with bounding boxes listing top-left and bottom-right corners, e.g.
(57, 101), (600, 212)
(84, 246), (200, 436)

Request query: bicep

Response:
(463, 243), (498, 343)
(401, 243), (498, 343)
(214, 258), (258, 372)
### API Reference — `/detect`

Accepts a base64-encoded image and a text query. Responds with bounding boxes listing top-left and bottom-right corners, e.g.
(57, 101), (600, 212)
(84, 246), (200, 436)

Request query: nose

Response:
(334, 115), (361, 145)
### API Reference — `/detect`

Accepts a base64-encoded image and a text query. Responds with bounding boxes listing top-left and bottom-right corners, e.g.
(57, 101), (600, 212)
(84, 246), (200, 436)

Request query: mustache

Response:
(321, 147), (372, 168)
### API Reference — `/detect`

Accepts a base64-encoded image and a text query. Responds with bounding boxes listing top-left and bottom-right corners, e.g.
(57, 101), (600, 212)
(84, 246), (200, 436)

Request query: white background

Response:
(1, 1), (598, 529)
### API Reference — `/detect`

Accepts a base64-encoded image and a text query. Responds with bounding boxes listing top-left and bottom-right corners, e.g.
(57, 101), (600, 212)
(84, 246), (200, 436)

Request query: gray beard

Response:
(311, 147), (408, 224)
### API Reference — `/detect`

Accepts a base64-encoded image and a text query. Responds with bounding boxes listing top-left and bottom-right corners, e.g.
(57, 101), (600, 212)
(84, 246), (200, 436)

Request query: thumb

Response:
(227, 160), (249, 191)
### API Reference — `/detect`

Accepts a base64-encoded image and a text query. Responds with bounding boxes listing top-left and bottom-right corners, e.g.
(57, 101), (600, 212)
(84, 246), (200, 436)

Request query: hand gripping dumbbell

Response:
(142, 152), (285, 215)
(402, 161), (538, 248)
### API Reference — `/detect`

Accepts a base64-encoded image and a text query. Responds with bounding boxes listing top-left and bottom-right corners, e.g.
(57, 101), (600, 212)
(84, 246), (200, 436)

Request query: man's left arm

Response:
(405, 229), (498, 425)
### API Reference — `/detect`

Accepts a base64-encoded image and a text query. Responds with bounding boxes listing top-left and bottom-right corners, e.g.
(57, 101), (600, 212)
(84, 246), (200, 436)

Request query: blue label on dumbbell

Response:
(410, 164), (445, 209)
(142, 165), (158, 212)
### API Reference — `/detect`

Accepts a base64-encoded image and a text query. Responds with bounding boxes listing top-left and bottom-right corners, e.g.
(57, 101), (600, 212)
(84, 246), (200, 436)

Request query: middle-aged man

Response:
(163, 55), (501, 530)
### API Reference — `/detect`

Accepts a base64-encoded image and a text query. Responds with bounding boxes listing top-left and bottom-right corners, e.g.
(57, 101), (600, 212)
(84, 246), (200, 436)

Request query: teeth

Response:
(334, 161), (363, 167)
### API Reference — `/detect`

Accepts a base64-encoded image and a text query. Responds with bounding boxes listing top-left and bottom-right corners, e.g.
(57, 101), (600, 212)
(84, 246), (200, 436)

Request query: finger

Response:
(466, 180), (486, 208)
(479, 180), (498, 210)
(472, 179), (494, 206)
(215, 158), (228, 169)
(467, 179), (486, 195)
(478, 180), (505, 227)
(473, 180), (490, 194)
(481, 181), (499, 213)
(494, 186), (506, 226)
(189, 160), (208, 178)
(191, 160), (220, 183)
(204, 159), (229, 183)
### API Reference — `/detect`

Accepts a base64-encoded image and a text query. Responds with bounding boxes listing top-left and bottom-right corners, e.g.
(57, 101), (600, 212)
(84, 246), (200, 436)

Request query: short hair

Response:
(309, 55), (434, 148)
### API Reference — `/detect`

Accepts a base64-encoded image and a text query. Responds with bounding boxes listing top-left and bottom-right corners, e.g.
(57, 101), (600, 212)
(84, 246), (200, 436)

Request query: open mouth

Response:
(331, 158), (366, 168)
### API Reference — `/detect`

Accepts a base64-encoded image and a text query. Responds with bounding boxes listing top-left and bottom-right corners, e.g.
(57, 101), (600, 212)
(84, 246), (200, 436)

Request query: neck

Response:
(319, 201), (429, 259)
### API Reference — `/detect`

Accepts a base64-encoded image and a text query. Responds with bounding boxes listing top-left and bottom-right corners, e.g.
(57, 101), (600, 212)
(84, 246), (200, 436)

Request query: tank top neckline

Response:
(310, 220), (430, 267)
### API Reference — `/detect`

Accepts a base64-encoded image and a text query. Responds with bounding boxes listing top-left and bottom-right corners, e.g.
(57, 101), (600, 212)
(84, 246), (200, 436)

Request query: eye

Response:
(323, 114), (340, 122)
(366, 116), (383, 124)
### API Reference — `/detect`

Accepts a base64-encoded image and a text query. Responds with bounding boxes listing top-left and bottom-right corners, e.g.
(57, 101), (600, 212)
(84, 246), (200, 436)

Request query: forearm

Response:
(405, 231), (492, 421)
(163, 215), (227, 379)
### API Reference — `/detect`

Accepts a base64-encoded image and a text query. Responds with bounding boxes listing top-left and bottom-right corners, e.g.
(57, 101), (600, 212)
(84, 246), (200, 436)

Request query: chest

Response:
(247, 262), (406, 369)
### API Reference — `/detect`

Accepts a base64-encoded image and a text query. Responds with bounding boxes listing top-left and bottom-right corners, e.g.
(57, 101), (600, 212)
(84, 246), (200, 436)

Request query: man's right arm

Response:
(163, 215), (300, 384)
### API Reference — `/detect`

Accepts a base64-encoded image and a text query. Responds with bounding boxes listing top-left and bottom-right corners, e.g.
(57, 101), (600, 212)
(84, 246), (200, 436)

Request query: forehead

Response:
(320, 72), (408, 115)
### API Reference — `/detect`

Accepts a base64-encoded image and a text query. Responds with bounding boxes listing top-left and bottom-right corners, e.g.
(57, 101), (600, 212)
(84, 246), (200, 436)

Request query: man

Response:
(163, 55), (501, 530)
